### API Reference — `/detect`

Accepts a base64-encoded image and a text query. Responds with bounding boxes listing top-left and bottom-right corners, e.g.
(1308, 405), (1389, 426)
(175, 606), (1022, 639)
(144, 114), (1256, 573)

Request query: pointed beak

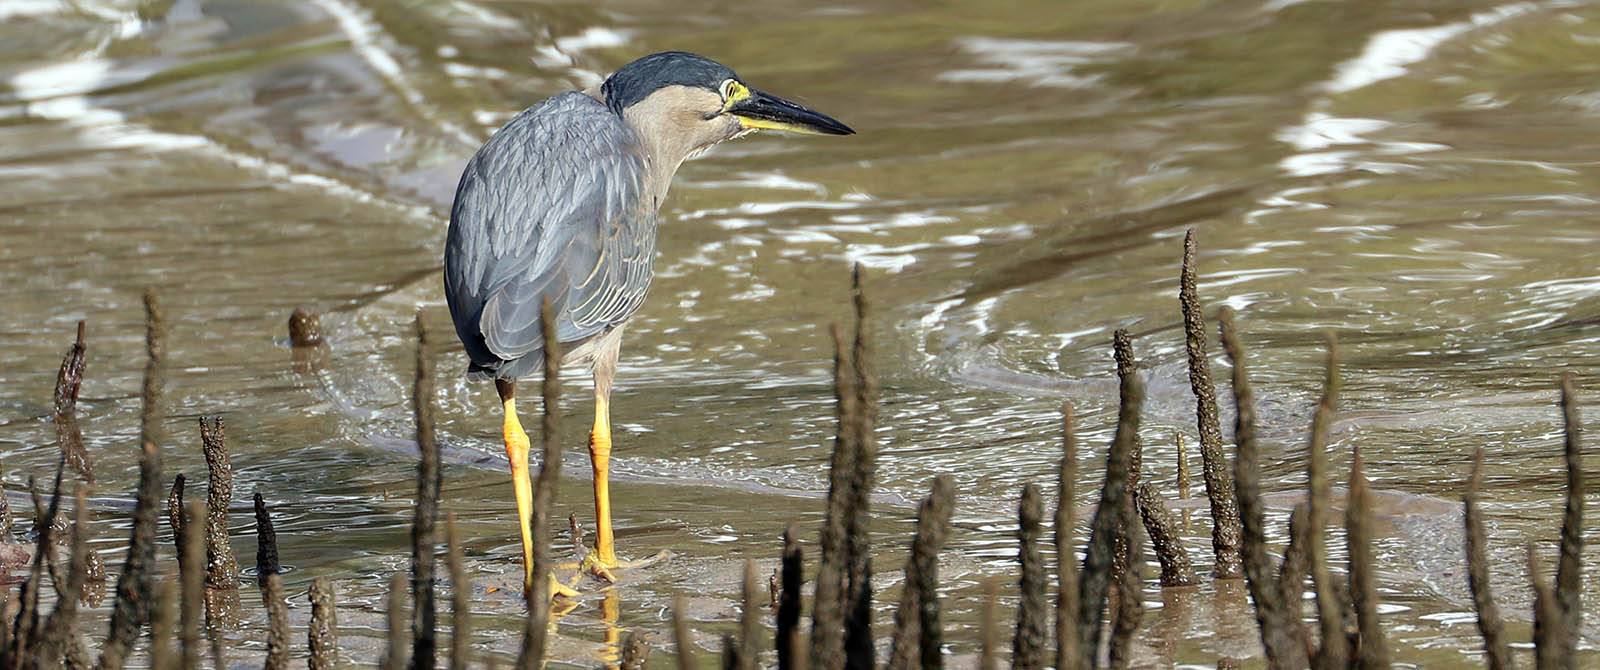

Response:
(726, 87), (854, 136)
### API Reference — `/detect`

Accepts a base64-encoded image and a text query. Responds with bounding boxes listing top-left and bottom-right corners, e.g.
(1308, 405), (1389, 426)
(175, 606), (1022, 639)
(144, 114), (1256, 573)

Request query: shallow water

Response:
(2, 0), (1598, 666)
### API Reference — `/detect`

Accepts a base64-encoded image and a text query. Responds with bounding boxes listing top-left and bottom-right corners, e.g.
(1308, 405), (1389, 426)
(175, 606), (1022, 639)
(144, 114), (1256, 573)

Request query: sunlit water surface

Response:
(2, 0), (1599, 666)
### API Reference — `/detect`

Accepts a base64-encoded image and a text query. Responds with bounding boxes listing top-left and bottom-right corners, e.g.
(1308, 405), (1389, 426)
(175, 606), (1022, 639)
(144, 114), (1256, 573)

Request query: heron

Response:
(443, 51), (853, 598)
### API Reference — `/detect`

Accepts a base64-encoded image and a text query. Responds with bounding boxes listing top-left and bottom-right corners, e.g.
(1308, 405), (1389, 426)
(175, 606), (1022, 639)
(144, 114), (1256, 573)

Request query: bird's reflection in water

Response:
(548, 587), (625, 669)
(601, 588), (623, 667)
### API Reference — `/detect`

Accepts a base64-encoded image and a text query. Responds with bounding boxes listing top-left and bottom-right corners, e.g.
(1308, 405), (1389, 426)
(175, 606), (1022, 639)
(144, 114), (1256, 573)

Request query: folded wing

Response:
(443, 92), (654, 379)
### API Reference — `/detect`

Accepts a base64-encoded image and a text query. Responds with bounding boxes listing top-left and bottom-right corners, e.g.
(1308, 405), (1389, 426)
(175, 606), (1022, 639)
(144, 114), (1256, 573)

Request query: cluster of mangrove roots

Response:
(0, 233), (1586, 670)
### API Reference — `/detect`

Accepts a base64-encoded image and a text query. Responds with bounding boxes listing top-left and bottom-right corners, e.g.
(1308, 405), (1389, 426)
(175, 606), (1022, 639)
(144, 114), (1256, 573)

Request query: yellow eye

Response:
(719, 79), (749, 110)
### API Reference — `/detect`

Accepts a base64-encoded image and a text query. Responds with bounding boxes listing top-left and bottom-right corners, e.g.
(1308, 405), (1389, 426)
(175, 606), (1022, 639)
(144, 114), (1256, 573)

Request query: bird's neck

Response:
(586, 84), (686, 206)
(624, 119), (699, 207)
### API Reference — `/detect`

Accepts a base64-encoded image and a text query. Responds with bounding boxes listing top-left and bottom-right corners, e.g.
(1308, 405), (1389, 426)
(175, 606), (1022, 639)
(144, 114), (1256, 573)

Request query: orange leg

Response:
(501, 393), (536, 597)
(500, 383), (577, 600)
(576, 375), (672, 580)
(589, 391), (618, 570)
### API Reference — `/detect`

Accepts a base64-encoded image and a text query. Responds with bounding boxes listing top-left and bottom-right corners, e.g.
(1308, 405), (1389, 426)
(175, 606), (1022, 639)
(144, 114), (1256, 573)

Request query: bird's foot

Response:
(558, 513), (672, 584)
(551, 515), (673, 588)
(555, 549), (673, 584)
(591, 550), (674, 581)
(581, 552), (620, 583)
(511, 572), (580, 602)
(550, 572), (581, 600)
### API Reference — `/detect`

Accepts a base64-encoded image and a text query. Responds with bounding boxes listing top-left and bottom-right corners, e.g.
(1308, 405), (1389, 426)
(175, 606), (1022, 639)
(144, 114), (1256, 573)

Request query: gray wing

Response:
(443, 92), (655, 379)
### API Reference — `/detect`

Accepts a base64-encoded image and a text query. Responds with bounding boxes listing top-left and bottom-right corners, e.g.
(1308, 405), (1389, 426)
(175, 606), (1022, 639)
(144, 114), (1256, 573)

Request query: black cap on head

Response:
(601, 51), (738, 114)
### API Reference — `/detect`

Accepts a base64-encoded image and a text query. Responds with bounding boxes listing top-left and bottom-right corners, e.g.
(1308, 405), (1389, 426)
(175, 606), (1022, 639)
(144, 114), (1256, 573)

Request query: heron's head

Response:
(601, 51), (853, 167)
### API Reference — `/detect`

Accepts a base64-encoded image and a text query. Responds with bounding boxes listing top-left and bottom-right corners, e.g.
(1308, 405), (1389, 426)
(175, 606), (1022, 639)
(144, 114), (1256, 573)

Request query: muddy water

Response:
(3, 0), (1599, 666)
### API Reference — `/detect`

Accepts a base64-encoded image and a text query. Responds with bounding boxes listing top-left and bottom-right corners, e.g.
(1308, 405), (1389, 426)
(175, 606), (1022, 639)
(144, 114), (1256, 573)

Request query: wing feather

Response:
(442, 92), (656, 379)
